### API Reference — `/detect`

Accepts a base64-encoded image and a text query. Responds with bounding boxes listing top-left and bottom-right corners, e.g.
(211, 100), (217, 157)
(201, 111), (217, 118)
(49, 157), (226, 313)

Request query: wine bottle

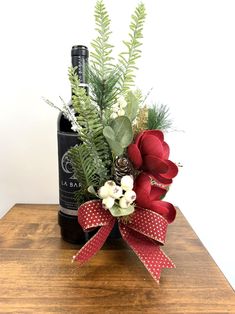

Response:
(57, 45), (88, 244)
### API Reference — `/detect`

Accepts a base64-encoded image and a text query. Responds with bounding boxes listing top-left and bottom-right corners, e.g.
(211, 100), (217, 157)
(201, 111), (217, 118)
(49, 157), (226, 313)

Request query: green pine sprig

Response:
(88, 2), (146, 116)
(147, 104), (173, 131)
(118, 3), (146, 93)
(87, 65), (121, 113)
(89, 1), (122, 115)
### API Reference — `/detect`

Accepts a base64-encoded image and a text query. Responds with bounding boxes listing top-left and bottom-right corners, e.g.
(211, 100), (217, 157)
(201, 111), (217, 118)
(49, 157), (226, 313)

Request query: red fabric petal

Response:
(134, 173), (152, 208)
(154, 174), (173, 185)
(150, 200), (176, 223)
(140, 135), (164, 158)
(160, 160), (178, 179)
(162, 142), (170, 159)
(134, 173), (152, 194)
(134, 131), (145, 146)
(135, 190), (151, 209)
(145, 130), (164, 142)
(149, 185), (167, 201)
(143, 155), (169, 174)
(127, 144), (143, 169)
(150, 201), (168, 219)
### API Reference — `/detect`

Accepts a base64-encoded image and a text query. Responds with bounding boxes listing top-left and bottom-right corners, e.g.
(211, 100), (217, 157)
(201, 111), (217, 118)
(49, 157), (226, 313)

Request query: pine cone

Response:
(113, 156), (133, 185)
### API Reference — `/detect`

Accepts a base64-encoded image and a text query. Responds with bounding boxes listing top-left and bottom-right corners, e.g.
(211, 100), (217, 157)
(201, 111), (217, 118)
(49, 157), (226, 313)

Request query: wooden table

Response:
(0, 204), (234, 313)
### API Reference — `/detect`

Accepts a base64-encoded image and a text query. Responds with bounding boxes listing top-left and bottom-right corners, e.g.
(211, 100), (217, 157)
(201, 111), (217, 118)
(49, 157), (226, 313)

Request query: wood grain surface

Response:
(0, 204), (234, 313)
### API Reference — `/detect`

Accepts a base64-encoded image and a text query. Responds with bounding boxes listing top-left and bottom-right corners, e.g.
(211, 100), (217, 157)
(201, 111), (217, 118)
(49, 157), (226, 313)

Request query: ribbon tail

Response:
(74, 219), (115, 266)
(119, 224), (175, 283)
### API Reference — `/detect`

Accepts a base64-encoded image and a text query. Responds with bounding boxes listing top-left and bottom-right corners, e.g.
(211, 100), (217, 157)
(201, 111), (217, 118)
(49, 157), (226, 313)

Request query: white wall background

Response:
(0, 0), (234, 289)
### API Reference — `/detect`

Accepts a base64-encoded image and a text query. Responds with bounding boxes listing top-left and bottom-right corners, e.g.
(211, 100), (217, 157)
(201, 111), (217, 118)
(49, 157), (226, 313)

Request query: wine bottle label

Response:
(57, 131), (81, 215)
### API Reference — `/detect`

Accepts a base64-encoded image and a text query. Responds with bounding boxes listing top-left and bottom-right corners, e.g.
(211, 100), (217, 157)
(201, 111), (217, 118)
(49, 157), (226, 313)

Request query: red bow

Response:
(73, 200), (175, 282)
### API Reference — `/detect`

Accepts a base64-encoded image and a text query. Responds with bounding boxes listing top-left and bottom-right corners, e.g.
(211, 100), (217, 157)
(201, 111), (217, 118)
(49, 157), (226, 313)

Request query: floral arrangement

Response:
(46, 1), (178, 283)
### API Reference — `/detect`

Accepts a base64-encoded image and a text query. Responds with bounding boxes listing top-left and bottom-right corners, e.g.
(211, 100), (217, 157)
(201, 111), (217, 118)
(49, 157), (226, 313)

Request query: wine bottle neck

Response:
(72, 55), (88, 84)
(71, 45), (89, 96)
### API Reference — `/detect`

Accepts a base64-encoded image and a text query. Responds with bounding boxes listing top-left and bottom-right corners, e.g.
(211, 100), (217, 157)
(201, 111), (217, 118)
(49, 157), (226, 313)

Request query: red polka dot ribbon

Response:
(73, 200), (175, 282)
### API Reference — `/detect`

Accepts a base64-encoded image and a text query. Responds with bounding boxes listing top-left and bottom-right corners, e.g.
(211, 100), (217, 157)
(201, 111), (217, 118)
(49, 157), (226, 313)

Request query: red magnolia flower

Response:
(128, 130), (178, 185)
(134, 172), (176, 223)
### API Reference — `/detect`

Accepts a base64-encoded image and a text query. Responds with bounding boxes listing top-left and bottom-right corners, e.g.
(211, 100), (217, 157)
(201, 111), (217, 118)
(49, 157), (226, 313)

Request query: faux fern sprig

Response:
(90, 0), (114, 78)
(68, 144), (101, 202)
(68, 67), (111, 189)
(118, 3), (146, 93)
(89, 2), (146, 114)
(89, 1), (121, 114)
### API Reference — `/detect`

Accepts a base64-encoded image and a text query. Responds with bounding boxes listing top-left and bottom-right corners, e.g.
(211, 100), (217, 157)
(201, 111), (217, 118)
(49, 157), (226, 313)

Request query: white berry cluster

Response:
(110, 95), (127, 119)
(98, 175), (136, 210)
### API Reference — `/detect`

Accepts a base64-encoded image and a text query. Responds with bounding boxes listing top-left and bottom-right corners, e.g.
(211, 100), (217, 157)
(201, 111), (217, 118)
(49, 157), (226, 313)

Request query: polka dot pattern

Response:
(74, 200), (174, 283)
(74, 219), (115, 265)
(75, 200), (115, 265)
(78, 200), (113, 230)
(119, 224), (175, 282)
(126, 206), (168, 244)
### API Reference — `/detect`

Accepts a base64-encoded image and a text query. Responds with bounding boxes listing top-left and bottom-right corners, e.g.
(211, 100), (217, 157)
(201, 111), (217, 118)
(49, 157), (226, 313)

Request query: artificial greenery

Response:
(118, 3), (146, 93)
(87, 66), (120, 116)
(90, 0), (114, 78)
(45, 0), (175, 205)
(124, 91), (139, 122)
(67, 1), (172, 201)
(89, 0), (118, 117)
(133, 88), (143, 106)
(89, 0), (146, 114)
(103, 116), (133, 157)
(133, 105), (148, 134)
(109, 203), (134, 217)
(147, 104), (172, 131)
(68, 144), (101, 202)
(68, 67), (111, 188)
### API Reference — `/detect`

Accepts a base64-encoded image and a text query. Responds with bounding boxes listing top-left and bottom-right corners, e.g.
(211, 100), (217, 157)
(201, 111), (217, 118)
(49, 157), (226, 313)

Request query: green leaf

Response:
(125, 91), (139, 121)
(103, 116), (133, 156)
(88, 185), (98, 196)
(109, 203), (135, 217)
(103, 126), (115, 140)
(103, 126), (124, 156)
(110, 116), (133, 147)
